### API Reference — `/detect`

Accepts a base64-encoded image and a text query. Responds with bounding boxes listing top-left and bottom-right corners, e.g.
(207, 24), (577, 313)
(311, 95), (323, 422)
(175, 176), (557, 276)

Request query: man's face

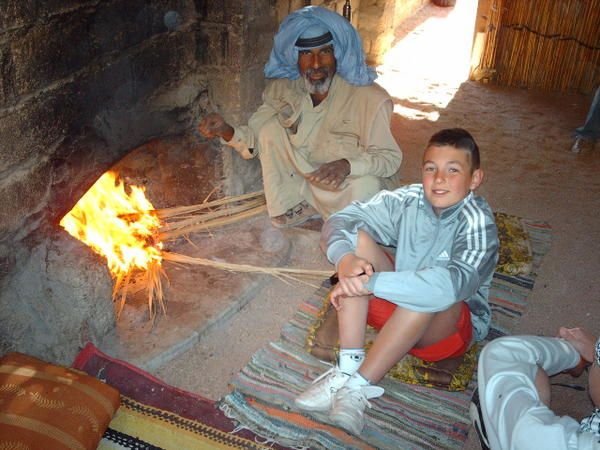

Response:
(298, 44), (336, 95)
(422, 145), (483, 214)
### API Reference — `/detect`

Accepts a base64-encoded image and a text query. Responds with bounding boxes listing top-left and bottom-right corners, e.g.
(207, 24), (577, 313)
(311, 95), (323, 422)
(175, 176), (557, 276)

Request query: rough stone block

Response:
(197, 0), (242, 23)
(5, 0), (200, 98)
(0, 163), (51, 239)
(0, 235), (114, 365)
(206, 69), (242, 116)
(0, 84), (76, 170)
(89, 0), (167, 54)
(243, 12), (277, 68)
(195, 22), (237, 66)
(71, 31), (191, 122)
(240, 65), (267, 118)
(275, 0), (291, 24)
(0, 44), (15, 107)
(0, 0), (37, 31)
(9, 14), (97, 96)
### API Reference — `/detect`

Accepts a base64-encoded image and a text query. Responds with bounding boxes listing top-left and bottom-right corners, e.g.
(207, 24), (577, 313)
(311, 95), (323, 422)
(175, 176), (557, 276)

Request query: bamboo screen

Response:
(476, 0), (599, 93)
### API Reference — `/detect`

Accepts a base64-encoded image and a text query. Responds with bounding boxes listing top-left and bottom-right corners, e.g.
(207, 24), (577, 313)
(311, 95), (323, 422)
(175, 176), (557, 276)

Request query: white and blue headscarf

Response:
(264, 6), (376, 86)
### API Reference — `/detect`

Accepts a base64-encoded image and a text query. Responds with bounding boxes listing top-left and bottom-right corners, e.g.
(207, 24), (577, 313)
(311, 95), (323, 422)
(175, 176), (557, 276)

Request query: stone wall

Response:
(359, 0), (429, 65)
(277, 0), (362, 27)
(0, 0), (278, 364)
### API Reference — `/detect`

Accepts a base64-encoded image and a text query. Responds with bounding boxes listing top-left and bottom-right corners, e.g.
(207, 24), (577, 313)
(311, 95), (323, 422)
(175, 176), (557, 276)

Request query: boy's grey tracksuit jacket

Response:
(321, 183), (499, 342)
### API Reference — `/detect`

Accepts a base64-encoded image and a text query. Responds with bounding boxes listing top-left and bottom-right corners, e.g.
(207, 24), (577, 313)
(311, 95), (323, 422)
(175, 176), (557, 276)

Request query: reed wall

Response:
(472, 0), (599, 93)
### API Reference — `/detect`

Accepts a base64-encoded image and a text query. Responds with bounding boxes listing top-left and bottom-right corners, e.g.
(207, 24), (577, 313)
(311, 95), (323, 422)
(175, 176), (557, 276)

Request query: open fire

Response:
(60, 171), (166, 319)
(60, 171), (332, 322)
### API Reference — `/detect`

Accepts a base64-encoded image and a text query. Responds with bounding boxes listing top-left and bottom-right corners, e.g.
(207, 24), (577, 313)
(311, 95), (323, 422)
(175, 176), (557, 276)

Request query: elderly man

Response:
(198, 6), (402, 228)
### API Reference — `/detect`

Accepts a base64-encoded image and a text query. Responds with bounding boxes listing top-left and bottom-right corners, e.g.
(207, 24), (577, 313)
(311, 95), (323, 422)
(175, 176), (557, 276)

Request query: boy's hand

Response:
(330, 254), (373, 309)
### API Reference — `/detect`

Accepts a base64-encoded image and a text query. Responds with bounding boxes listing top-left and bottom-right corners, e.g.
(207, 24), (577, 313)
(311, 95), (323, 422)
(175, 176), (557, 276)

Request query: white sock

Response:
(346, 371), (370, 389)
(338, 348), (365, 376)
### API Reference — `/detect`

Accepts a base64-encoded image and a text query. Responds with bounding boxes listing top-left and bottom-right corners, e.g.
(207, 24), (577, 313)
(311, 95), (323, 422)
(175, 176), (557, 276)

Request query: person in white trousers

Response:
(473, 327), (600, 450)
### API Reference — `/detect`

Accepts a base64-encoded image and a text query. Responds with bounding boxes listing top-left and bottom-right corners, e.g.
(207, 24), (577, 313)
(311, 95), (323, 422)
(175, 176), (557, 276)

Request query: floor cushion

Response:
(0, 352), (120, 450)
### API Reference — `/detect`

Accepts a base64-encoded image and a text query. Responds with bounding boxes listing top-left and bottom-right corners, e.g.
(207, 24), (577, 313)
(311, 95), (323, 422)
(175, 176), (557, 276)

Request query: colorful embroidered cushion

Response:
(0, 352), (120, 450)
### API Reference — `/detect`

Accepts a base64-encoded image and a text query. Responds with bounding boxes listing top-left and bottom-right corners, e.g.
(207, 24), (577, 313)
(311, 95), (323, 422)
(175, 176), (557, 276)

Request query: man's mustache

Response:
(305, 67), (330, 78)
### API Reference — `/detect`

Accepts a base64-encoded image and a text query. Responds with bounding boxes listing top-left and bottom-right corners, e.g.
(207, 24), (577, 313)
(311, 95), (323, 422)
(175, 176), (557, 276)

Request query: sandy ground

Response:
(155, 1), (599, 448)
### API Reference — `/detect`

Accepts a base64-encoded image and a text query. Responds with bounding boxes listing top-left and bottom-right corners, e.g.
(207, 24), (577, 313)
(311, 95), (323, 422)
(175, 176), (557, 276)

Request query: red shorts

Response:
(366, 297), (473, 362)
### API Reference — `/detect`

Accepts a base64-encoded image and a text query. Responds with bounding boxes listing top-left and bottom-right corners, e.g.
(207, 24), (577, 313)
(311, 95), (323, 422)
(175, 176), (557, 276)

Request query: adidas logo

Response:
(437, 250), (450, 260)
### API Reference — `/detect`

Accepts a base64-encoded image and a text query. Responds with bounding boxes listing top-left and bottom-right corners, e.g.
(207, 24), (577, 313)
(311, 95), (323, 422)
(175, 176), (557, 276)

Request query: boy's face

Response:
(422, 145), (483, 213)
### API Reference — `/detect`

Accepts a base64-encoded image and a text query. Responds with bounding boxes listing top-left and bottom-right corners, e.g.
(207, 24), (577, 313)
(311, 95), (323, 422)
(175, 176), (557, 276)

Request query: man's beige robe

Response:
(223, 74), (402, 218)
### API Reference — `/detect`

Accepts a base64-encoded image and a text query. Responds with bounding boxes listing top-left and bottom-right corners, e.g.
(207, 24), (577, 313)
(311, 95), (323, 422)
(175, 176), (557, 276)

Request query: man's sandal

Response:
(271, 201), (320, 228)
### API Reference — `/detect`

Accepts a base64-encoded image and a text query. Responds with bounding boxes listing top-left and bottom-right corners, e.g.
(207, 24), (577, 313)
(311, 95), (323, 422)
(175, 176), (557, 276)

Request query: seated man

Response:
(472, 327), (600, 450)
(198, 6), (402, 228)
(295, 128), (499, 435)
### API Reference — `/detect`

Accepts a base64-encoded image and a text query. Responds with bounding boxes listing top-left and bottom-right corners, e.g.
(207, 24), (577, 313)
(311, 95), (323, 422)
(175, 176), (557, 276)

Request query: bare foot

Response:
(559, 327), (596, 362)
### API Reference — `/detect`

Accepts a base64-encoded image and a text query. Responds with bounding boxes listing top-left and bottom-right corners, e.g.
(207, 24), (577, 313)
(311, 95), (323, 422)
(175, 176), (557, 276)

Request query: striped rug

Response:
(218, 218), (551, 450)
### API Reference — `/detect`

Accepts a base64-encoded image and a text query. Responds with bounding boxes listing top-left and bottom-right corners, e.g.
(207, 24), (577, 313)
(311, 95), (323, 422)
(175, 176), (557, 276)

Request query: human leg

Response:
(255, 117), (311, 218)
(572, 86), (600, 153)
(337, 230), (395, 348)
(295, 231), (392, 412)
(477, 336), (585, 450)
(357, 302), (463, 383)
(330, 300), (464, 435)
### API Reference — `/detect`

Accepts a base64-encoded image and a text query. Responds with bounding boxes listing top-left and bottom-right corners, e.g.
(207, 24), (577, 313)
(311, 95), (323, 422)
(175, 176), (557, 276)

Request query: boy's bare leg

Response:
(337, 230), (463, 383)
(336, 230), (395, 347)
(358, 303), (463, 383)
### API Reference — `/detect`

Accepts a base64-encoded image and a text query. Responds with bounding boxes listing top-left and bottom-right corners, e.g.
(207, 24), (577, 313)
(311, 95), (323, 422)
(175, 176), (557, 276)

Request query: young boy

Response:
(295, 128), (499, 435)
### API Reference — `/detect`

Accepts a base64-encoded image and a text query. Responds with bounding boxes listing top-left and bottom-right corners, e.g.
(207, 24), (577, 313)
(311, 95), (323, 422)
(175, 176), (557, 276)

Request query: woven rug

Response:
(72, 343), (287, 450)
(218, 217), (552, 450)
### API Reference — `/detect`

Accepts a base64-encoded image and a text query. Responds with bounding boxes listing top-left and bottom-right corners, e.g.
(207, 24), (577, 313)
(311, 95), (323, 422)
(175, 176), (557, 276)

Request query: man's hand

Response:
(306, 159), (351, 190)
(197, 113), (234, 141)
(330, 254), (373, 310)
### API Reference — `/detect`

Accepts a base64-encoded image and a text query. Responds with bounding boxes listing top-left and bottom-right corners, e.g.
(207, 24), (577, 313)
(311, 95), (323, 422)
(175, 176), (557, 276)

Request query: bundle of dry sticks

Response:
(116, 190), (332, 321)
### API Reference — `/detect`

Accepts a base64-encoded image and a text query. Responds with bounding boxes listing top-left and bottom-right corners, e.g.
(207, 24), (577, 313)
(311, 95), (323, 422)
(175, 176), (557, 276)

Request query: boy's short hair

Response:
(427, 128), (480, 171)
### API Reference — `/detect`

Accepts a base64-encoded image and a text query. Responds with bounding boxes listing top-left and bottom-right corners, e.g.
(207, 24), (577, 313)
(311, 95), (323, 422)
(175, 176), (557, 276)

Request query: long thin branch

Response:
(156, 191), (265, 219)
(162, 251), (332, 283)
(160, 197), (266, 232)
(158, 205), (267, 240)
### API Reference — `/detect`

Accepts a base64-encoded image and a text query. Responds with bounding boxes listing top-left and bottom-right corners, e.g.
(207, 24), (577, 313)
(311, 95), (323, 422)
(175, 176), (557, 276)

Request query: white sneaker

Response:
(330, 385), (384, 435)
(295, 366), (350, 411)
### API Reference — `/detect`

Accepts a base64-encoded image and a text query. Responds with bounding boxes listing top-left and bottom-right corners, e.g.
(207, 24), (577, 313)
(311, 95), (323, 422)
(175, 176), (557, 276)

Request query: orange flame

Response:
(60, 171), (162, 278)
